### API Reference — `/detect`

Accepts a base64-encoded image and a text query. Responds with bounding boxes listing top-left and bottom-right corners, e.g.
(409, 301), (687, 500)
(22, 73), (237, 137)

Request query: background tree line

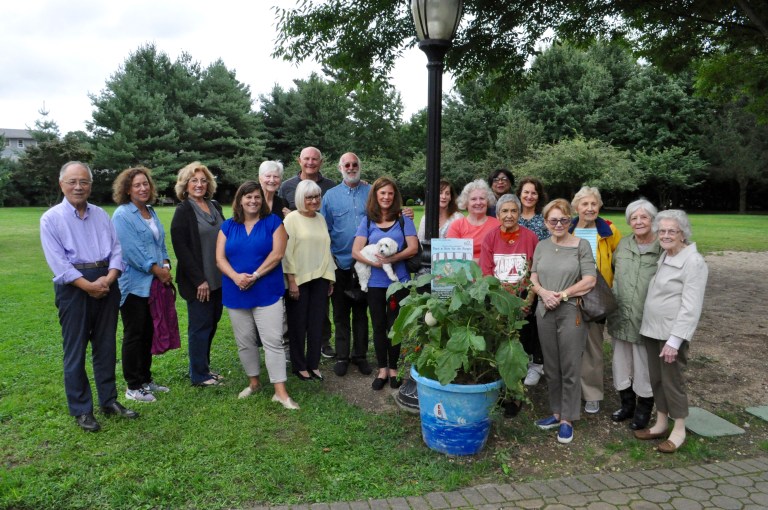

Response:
(2, 38), (766, 212)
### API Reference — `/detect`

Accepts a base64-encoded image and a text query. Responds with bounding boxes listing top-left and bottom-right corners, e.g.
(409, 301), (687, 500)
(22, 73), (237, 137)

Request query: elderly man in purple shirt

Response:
(40, 161), (138, 432)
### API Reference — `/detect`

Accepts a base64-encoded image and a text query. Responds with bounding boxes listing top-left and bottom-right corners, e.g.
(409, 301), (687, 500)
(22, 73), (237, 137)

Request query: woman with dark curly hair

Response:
(111, 166), (172, 402)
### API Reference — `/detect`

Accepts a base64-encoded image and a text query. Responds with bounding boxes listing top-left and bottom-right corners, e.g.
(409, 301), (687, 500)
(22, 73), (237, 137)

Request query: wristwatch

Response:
(561, 291), (569, 302)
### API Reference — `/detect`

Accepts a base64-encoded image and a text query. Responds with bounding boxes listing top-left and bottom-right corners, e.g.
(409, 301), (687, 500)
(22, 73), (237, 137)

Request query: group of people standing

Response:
(436, 172), (707, 452)
(42, 154), (708, 453)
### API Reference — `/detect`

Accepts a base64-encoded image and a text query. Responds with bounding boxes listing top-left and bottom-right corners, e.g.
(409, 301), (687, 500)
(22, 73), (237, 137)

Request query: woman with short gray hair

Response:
(258, 161), (289, 219)
(607, 199), (662, 430)
(635, 209), (707, 453)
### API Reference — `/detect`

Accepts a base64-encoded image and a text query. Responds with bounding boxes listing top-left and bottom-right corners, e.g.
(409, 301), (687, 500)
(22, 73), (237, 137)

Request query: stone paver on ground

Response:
(252, 457), (768, 510)
(686, 407), (745, 437)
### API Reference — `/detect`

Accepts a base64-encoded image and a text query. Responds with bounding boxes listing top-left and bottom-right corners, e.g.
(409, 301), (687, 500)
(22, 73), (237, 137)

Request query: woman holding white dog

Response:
(283, 180), (336, 381)
(352, 177), (419, 390)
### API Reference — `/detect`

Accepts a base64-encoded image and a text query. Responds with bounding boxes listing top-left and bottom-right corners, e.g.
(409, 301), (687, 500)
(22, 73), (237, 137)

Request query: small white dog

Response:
(355, 237), (399, 292)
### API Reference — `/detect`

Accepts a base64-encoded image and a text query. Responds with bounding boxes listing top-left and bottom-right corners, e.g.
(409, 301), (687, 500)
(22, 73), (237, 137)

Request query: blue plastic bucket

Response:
(411, 366), (503, 455)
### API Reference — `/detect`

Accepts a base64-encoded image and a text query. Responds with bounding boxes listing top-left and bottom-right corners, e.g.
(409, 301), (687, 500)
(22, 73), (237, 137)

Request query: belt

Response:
(73, 261), (109, 270)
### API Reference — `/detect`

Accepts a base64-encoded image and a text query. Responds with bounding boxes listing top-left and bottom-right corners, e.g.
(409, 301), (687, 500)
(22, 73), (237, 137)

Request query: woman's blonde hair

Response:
(174, 162), (217, 201)
(542, 198), (573, 220)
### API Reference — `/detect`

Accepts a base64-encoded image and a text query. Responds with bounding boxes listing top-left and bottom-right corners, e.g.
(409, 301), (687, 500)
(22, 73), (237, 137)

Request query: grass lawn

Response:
(1, 205), (766, 509)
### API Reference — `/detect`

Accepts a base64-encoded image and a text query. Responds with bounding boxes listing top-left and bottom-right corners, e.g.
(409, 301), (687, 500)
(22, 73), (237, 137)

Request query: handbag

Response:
(397, 216), (423, 273)
(344, 267), (367, 302)
(577, 271), (617, 322)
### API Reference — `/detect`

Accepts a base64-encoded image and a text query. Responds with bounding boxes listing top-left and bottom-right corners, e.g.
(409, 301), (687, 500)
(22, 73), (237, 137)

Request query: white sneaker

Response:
(126, 388), (156, 402)
(142, 381), (169, 393)
(524, 363), (544, 386)
(585, 400), (600, 414)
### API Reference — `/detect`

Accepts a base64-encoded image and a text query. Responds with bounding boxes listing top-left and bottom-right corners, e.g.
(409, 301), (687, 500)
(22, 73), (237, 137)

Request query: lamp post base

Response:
(395, 376), (420, 413)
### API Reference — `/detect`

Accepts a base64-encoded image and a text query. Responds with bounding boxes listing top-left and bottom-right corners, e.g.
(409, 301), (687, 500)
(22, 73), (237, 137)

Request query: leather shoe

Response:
(75, 413), (101, 432)
(101, 401), (139, 419)
(658, 439), (679, 453)
(634, 428), (666, 440)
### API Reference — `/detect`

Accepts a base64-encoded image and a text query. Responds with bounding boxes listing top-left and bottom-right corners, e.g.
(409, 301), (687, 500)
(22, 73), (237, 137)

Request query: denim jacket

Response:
(112, 202), (169, 306)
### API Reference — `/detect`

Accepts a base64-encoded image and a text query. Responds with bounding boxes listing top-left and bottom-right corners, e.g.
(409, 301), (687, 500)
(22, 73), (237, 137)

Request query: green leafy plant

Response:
(388, 262), (529, 400)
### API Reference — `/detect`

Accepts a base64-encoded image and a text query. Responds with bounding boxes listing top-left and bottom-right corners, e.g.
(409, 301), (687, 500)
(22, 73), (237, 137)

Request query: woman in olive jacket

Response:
(607, 199), (663, 430)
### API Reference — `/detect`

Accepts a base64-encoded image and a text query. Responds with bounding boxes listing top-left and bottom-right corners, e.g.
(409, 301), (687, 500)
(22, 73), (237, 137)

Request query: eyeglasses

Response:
(343, 162), (359, 169)
(305, 195), (321, 201)
(190, 178), (208, 185)
(547, 218), (571, 226)
(62, 179), (92, 188)
(658, 229), (680, 236)
(492, 176), (509, 183)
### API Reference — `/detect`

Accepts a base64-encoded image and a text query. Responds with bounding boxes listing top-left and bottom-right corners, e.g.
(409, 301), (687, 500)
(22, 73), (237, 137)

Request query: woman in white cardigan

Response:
(635, 210), (708, 453)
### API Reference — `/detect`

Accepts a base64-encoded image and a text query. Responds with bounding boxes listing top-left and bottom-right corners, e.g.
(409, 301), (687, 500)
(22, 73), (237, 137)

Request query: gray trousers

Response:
(227, 299), (286, 384)
(643, 336), (689, 419)
(537, 302), (588, 422)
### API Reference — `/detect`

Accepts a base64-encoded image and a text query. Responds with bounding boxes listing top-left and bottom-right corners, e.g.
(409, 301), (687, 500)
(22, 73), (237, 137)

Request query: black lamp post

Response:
(411, 0), (463, 269)
(397, 0), (463, 412)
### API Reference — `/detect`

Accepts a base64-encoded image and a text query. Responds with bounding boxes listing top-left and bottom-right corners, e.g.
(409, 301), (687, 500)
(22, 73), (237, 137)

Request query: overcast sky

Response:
(0, 0), (451, 135)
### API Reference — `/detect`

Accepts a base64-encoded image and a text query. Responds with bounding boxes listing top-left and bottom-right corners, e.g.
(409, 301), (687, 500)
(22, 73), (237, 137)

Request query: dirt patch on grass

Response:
(320, 251), (768, 477)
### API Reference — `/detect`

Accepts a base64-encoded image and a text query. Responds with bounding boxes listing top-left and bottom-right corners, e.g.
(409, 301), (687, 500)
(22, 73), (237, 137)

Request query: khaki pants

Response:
(580, 321), (605, 401)
(537, 303), (588, 422)
(644, 336), (689, 419)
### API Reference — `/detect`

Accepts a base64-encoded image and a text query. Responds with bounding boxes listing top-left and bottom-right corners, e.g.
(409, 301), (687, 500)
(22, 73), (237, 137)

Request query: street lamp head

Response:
(411, 0), (463, 42)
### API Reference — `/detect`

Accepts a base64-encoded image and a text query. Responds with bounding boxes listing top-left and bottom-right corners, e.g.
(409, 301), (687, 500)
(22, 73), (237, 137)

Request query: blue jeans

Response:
(186, 288), (223, 384)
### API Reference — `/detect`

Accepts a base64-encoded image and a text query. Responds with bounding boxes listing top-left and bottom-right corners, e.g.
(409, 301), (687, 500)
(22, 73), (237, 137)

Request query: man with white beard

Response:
(320, 153), (373, 376)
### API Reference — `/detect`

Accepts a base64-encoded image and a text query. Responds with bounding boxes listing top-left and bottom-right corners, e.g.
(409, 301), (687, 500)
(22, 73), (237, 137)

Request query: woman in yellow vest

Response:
(569, 186), (621, 415)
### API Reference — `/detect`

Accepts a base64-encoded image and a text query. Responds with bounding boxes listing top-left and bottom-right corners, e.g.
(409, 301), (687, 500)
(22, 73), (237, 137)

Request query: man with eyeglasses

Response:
(279, 147), (337, 357)
(320, 153), (373, 376)
(40, 161), (138, 432)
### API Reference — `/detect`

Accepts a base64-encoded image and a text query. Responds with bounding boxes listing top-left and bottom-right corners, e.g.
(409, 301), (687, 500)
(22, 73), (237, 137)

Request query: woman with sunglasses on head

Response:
(530, 199), (596, 444)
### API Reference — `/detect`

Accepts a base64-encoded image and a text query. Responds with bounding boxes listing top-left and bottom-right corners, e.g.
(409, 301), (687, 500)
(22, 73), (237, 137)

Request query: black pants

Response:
(331, 267), (369, 362)
(55, 267), (119, 416)
(520, 296), (543, 365)
(366, 286), (407, 370)
(120, 293), (154, 390)
(287, 278), (330, 372)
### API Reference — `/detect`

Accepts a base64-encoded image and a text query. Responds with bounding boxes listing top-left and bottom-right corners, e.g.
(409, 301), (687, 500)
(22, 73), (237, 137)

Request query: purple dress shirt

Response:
(40, 199), (123, 285)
